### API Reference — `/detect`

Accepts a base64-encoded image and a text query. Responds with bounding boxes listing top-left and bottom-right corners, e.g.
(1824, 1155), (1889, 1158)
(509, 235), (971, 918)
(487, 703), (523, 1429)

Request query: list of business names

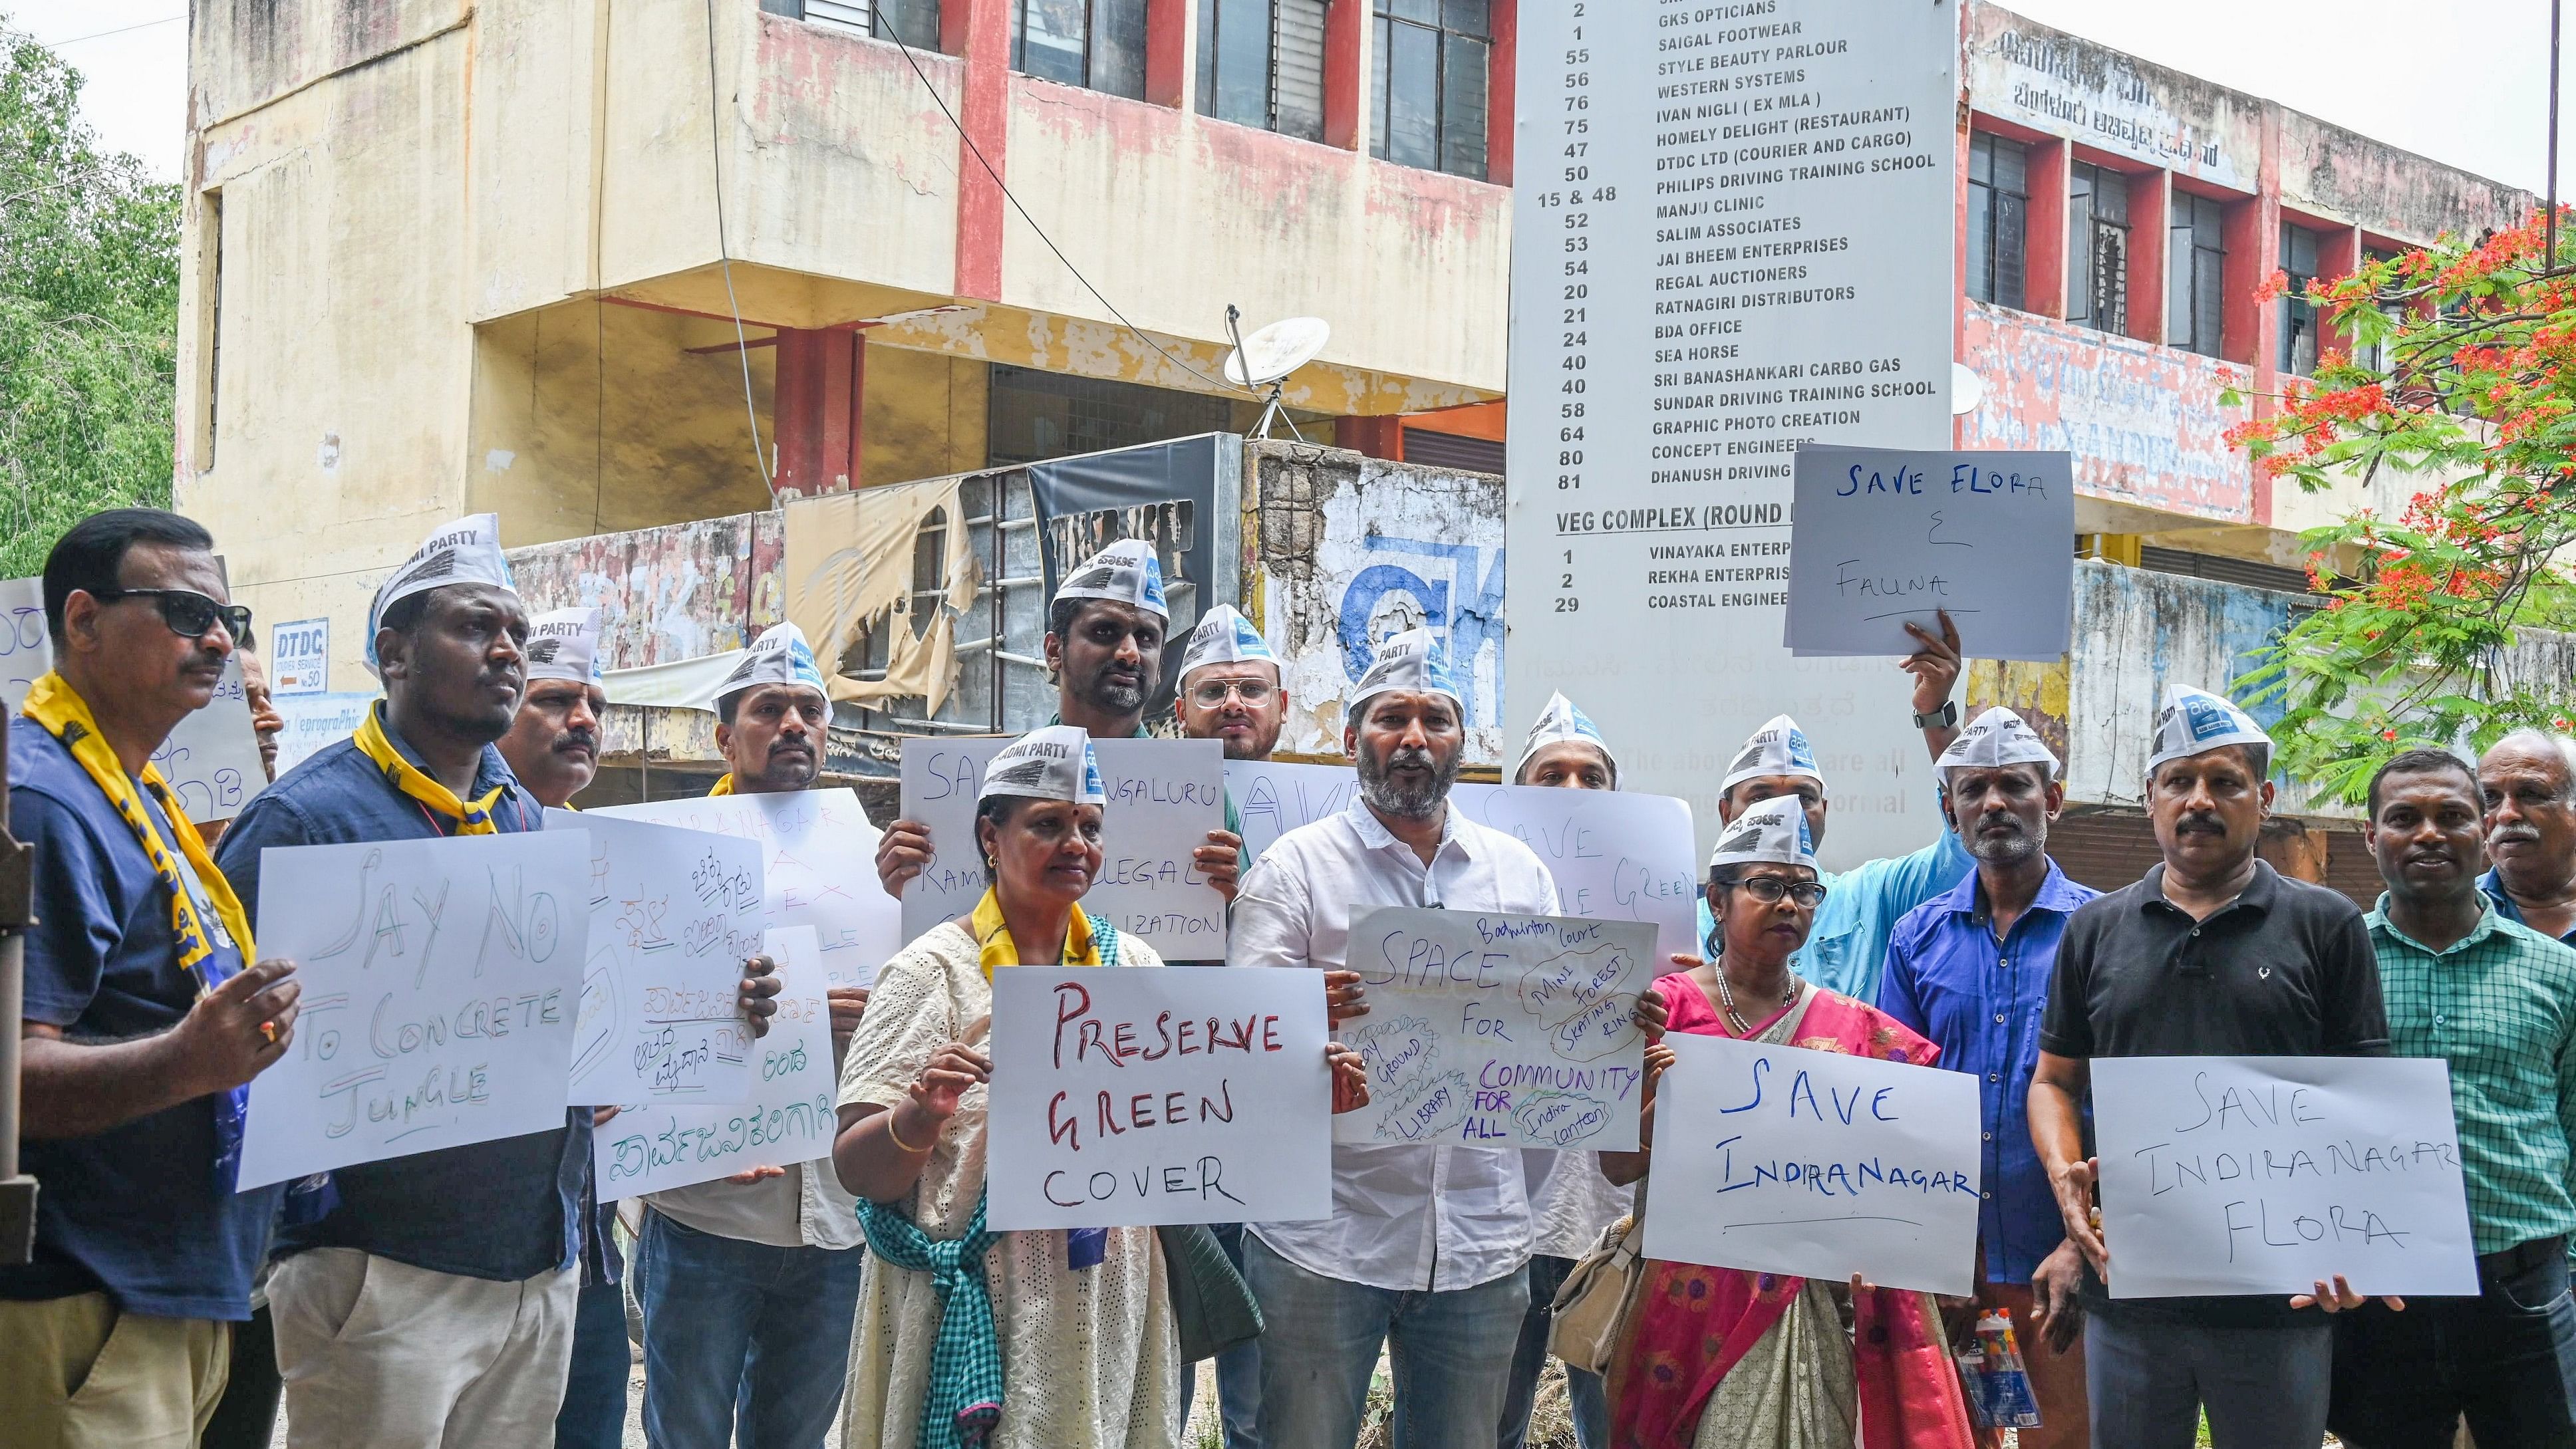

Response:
(1503, 0), (1957, 864)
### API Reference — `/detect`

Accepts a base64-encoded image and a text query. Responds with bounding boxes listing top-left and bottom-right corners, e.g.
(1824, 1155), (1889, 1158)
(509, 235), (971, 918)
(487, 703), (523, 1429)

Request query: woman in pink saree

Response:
(1600, 796), (1975, 1449)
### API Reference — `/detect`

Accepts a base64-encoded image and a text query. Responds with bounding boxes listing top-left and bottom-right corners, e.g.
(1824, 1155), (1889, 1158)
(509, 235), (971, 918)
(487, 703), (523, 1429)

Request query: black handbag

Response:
(1157, 1223), (1264, 1363)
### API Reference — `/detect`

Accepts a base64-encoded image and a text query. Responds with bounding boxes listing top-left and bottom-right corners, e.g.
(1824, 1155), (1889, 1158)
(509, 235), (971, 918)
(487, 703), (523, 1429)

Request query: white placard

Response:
(2092, 1056), (2481, 1299)
(1227, 761), (1701, 966)
(270, 616), (331, 694)
(598, 788), (899, 988)
(271, 693), (377, 775)
(0, 575), (48, 702)
(237, 831), (591, 1189)
(1785, 447), (2076, 660)
(546, 809), (765, 1107)
(985, 966), (1332, 1230)
(593, 926), (842, 1200)
(1338, 908), (1654, 1150)
(1503, 0), (1959, 868)
(899, 737), (1227, 960)
(1644, 1031), (1983, 1295)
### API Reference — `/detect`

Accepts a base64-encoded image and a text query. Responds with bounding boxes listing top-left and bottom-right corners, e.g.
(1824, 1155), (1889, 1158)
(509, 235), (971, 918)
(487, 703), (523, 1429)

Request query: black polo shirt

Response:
(2041, 858), (2389, 1325)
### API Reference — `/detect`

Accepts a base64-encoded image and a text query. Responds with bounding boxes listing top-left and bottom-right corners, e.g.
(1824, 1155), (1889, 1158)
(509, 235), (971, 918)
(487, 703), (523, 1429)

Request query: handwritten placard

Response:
(1338, 908), (1654, 1150)
(985, 966), (1332, 1230)
(1642, 1032), (1983, 1295)
(899, 737), (1227, 960)
(2092, 1056), (2480, 1299)
(1228, 761), (1700, 964)
(594, 926), (843, 1199)
(237, 831), (591, 1189)
(1784, 446), (2076, 662)
(598, 788), (899, 988)
(546, 809), (765, 1107)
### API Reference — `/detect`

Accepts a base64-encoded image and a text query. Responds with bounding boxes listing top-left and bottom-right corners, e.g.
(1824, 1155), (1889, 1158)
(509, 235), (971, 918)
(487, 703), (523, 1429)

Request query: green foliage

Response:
(0, 19), (182, 579)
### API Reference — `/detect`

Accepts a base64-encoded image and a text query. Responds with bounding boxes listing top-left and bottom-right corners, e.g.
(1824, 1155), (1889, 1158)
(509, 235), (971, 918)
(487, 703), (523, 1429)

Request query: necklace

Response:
(1713, 964), (1803, 1038)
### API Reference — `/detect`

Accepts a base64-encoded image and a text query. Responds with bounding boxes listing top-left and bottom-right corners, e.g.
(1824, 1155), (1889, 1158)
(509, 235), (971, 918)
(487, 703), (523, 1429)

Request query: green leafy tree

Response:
(2225, 209), (2576, 805)
(0, 18), (181, 579)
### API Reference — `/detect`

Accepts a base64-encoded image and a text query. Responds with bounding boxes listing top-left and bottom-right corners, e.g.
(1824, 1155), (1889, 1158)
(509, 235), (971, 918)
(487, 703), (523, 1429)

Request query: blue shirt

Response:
(215, 713), (589, 1283)
(2484, 867), (2576, 946)
(0, 717), (283, 1319)
(1878, 860), (2100, 1283)
(1696, 823), (1974, 1001)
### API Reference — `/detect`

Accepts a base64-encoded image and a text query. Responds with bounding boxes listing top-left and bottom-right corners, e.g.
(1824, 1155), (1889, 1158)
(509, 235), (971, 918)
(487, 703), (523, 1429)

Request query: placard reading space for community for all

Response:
(1338, 908), (1655, 1151)
(547, 809), (766, 1107)
(238, 831), (591, 1189)
(2092, 1055), (2480, 1299)
(984, 966), (1332, 1230)
(1784, 446), (2077, 662)
(599, 788), (898, 988)
(1643, 1032), (1983, 1296)
(900, 737), (1226, 960)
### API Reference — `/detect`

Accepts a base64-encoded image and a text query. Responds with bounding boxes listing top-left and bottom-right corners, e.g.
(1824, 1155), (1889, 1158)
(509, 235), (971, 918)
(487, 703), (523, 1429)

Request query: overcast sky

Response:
(7, 0), (2572, 198)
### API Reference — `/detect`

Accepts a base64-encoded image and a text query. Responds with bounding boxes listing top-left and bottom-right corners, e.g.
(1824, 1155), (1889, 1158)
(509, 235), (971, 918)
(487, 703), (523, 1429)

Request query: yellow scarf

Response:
(708, 774), (736, 796)
(353, 703), (504, 834)
(970, 886), (1102, 980)
(22, 672), (254, 980)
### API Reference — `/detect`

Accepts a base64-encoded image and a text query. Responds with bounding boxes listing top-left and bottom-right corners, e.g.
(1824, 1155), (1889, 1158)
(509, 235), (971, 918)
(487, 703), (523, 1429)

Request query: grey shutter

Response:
(1272, 0), (1328, 142)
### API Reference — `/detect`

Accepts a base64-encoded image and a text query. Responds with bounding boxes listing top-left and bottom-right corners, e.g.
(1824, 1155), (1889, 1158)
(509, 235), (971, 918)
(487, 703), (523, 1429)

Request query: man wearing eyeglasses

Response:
(0, 509), (300, 1445)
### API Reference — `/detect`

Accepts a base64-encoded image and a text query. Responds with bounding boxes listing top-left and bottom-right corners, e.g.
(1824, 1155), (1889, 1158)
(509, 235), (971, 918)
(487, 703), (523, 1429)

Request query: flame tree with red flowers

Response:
(2224, 207), (2576, 805)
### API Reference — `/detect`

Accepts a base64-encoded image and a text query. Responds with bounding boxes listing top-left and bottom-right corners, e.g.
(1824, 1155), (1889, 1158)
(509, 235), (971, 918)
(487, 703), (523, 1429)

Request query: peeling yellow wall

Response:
(863, 345), (989, 485)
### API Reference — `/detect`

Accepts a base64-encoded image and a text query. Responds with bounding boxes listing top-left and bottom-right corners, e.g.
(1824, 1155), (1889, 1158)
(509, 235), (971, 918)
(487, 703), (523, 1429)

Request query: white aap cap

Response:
(2148, 684), (2272, 775)
(1054, 538), (1169, 622)
(1348, 626), (1463, 715)
(365, 513), (517, 677)
(524, 606), (604, 685)
(978, 724), (1107, 808)
(1707, 793), (1819, 872)
(715, 621), (829, 709)
(1937, 706), (2060, 780)
(1514, 692), (1618, 784)
(1721, 714), (1826, 795)
(1174, 604), (1279, 686)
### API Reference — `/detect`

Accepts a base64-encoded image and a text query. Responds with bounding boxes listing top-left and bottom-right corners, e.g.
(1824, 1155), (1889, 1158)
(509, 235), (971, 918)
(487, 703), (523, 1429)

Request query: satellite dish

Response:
(1950, 364), (1987, 416)
(1224, 317), (1331, 388)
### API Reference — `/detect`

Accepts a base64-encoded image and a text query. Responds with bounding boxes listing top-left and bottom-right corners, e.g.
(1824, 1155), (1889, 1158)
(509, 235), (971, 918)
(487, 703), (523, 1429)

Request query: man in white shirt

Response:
(1232, 630), (1656, 1449)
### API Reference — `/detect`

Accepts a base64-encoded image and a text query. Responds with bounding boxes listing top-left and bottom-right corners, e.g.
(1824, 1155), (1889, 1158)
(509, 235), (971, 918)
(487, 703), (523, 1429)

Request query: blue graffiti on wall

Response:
(1336, 534), (1506, 729)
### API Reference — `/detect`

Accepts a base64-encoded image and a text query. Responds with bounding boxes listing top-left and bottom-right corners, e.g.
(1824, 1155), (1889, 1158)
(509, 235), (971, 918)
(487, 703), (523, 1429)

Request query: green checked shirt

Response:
(2368, 897), (2576, 1254)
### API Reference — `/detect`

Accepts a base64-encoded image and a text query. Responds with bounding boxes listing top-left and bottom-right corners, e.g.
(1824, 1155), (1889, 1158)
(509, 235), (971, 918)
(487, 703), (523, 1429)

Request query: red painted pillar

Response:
(1487, 0), (1516, 186)
(1146, 0), (1189, 107)
(2023, 137), (2069, 320)
(1324, 0), (1365, 152)
(1951, 119), (1970, 447)
(2233, 105), (2284, 523)
(952, 0), (1012, 301)
(2126, 170), (2168, 344)
(1337, 416), (1403, 461)
(2317, 223), (2362, 362)
(772, 329), (864, 500)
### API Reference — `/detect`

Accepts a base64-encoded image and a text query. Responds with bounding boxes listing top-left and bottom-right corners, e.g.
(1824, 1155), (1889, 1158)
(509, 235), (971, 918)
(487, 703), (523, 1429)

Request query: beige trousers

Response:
(269, 1248), (577, 1449)
(0, 1291), (231, 1448)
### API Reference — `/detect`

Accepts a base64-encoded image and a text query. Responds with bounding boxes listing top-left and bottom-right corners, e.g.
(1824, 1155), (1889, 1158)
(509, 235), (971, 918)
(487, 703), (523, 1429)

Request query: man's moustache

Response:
(2176, 813), (2226, 835)
(2492, 825), (2543, 846)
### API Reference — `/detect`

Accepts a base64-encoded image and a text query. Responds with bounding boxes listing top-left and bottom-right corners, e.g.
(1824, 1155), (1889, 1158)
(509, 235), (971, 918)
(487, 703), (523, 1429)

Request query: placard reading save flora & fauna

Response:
(1338, 908), (1654, 1150)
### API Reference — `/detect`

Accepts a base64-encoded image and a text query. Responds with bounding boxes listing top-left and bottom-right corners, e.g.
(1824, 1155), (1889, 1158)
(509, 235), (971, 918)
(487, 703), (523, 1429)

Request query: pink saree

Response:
(1606, 971), (1976, 1449)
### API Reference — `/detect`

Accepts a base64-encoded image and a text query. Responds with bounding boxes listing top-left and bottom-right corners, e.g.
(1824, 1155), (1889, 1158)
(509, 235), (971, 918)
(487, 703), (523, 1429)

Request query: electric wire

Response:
(705, 0), (774, 485)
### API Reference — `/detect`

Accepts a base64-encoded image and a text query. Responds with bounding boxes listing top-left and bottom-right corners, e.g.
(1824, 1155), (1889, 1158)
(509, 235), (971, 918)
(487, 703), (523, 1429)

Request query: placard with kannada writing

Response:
(598, 788), (899, 988)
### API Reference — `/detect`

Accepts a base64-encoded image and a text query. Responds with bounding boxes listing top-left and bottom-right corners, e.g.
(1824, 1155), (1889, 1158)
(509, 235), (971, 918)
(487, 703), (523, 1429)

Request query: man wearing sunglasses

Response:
(0, 509), (298, 1445)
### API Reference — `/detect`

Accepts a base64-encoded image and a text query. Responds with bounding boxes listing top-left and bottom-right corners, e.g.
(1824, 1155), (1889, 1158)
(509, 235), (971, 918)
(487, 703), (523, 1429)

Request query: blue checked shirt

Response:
(2369, 898), (2576, 1255)
(1879, 860), (2100, 1282)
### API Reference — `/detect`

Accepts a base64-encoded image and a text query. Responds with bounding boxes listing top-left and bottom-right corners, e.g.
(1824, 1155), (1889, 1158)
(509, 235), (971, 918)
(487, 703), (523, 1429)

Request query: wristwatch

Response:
(1912, 700), (1959, 730)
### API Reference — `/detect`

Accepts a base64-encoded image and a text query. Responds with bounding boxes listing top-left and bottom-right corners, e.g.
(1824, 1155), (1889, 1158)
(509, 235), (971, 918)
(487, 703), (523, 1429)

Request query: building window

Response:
(2357, 247), (2400, 375)
(986, 364), (1234, 467)
(1371, 0), (1489, 181)
(766, 0), (943, 44)
(1966, 132), (2028, 310)
(2280, 223), (2323, 376)
(2068, 162), (2130, 335)
(2168, 192), (2227, 358)
(1200, 0), (1328, 142)
(1014, 0), (1148, 98)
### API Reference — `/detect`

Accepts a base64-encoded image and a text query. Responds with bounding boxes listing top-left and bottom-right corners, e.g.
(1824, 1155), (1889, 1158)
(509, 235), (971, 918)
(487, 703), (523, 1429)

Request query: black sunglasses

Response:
(92, 588), (254, 646)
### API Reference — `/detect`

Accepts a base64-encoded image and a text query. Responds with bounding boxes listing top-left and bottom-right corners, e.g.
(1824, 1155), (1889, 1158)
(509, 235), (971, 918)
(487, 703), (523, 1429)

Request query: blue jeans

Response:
(555, 1277), (630, 1449)
(2086, 1303), (2332, 1449)
(1177, 1223), (1264, 1449)
(2329, 1247), (2576, 1448)
(1499, 1254), (1606, 1449)
(635, 1210), (867, 1449)
(1244, 1232), (1528, 1449)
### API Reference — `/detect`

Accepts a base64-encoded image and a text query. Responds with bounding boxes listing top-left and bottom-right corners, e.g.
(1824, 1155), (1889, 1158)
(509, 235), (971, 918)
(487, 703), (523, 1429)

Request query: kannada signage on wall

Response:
(1503, 0), (1960, 868)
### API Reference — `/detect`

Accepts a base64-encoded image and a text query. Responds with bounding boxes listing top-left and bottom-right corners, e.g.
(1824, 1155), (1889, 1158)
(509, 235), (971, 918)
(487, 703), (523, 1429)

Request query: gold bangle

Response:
(884, 1106), (934, 1154)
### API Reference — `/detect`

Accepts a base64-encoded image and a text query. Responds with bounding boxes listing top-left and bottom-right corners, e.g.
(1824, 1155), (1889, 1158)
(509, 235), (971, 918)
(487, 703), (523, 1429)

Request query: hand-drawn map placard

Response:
(593, 926), (842, 1200)
(1337, 907), (1655, 1150)
(599, 788), (899, 989)
(547, 809), (765, 1107)
(237, 831), (590, 1188)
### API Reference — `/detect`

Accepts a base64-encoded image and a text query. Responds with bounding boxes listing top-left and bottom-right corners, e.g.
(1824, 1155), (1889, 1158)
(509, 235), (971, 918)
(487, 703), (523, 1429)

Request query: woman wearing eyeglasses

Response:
(1598, 795), (1974, 1448)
